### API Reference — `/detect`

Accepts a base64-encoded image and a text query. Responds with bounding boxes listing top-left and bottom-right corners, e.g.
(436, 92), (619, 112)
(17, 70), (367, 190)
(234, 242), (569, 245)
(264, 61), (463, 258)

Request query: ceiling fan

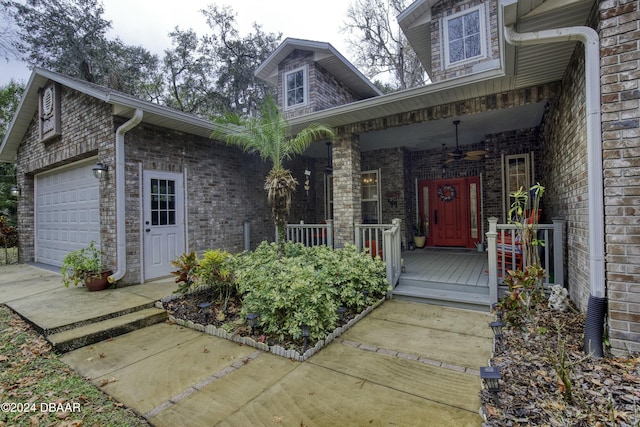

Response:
(443, 120), (487, 164)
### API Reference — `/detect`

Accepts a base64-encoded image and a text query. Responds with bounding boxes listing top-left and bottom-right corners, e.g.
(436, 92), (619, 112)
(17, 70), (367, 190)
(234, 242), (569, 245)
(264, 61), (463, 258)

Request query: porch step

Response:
(392, 284), (491, 312)
(47, 307), (167, 353)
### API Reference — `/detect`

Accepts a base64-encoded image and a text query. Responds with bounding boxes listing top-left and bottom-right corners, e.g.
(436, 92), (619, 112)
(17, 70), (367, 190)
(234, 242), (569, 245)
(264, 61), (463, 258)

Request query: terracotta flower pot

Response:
(84, 271), (112, 292)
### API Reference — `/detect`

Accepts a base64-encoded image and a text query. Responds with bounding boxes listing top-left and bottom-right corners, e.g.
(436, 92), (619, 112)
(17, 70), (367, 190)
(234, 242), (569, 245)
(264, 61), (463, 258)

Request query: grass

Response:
(0, 305), (149, 427)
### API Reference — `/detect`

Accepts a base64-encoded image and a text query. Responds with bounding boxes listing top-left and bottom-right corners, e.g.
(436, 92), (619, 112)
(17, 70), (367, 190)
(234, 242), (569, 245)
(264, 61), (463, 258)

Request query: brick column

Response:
(332, 134), (361, 247)
(599, 0), (640, 355)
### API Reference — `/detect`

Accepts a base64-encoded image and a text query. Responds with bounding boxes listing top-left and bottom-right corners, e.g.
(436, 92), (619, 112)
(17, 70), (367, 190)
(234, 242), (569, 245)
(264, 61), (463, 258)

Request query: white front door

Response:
(143, 171), (185, 279)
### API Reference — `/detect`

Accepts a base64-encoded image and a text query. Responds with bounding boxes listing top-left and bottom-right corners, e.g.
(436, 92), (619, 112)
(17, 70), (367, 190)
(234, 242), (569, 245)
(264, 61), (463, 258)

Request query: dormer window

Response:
(444, 5), (486, 68)
(284, 66), (308, 109)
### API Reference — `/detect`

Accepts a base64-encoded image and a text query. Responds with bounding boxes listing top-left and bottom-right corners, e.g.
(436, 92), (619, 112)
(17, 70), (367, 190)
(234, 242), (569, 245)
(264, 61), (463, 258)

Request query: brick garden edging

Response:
(155, 295), (386, 362)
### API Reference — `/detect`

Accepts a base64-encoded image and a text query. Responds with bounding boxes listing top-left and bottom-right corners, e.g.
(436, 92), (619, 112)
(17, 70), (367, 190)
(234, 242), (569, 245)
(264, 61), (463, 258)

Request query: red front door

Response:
(419, 177), (480, 248)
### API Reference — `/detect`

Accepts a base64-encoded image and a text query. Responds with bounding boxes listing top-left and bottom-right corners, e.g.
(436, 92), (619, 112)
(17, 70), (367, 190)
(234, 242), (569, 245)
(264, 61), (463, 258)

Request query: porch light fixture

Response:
(92, 162), (109, 180)
(301, 324), (310, 353)
(198, 302), (211, 322)
(246, 312), (259, 335)
(10, 186), (20, 197)
(480, 366), (501, 406)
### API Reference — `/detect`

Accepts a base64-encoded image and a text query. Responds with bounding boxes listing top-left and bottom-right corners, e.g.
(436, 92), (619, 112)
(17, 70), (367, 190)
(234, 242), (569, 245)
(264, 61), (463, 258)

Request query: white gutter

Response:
(109, 109), (143, 283)
(503, 25), (605, 299)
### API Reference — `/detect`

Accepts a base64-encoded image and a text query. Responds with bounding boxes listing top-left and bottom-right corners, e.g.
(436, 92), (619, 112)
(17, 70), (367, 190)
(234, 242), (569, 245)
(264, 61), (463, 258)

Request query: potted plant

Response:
(61, 241), (111, 291)
(413, 218), (427, 248)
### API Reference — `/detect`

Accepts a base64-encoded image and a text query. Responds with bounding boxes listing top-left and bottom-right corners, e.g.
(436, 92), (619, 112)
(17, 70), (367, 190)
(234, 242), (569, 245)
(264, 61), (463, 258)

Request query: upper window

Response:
(284, 66), (308, 109)
(444, 5), (486, 67)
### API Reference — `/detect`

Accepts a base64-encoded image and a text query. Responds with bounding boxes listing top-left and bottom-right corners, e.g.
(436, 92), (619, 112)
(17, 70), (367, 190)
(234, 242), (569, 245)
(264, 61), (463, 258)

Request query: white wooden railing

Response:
(355, 219), (402, 287)
(486, 217), (565, 304)
(282, 220), (334, 247)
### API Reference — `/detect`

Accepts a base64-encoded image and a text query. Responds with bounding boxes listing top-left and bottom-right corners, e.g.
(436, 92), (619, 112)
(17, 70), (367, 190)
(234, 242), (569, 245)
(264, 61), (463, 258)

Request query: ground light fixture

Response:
(301, 324), (310, 353)
(337, 306), (347, 323)
(198, 302), (211, 322)
(489, 320), (505, 352)
(92, 162), (109, 180)
(480, 366), (501, 406)
(246, 313), (259, 335)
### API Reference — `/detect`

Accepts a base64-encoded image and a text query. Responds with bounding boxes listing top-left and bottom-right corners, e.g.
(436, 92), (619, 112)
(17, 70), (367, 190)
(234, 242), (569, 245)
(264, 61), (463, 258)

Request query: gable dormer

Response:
(255, 38), (381, 119)
(399, 0), (500, 83)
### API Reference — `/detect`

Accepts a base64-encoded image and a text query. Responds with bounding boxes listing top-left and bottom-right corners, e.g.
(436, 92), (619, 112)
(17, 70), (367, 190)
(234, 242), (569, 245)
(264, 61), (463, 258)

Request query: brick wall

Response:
(15, 86), (274, 285)
(122, 121), (273, 283)
(278, 50), (363, 119)
(598, 0), (640, 354)
(430, 0), (500, 82)
(15, 87), (114, 265)
(361, 147), (412, 246)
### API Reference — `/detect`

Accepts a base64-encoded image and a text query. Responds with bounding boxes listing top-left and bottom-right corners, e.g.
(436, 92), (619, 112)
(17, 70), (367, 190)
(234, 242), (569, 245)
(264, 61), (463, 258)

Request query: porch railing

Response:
(486, 217), (565, 304)
(282, 220), (334, 247)
(355, 219), (402, 287)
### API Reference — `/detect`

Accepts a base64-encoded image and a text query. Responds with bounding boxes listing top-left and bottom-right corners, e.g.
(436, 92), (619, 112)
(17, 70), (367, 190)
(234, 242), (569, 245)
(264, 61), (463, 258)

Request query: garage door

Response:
(35, 160), (101, 267)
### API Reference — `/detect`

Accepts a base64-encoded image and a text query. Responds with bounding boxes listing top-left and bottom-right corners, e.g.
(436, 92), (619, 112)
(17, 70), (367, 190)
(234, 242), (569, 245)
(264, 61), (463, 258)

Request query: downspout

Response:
(504, 25), (606, 357)
(108, 109), (144, 283)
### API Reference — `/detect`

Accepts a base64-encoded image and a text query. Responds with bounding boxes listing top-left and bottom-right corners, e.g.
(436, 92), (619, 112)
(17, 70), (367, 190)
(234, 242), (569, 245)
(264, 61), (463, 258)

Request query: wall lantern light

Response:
(92, 162), (109, 180)
(10, 186), (20, 197)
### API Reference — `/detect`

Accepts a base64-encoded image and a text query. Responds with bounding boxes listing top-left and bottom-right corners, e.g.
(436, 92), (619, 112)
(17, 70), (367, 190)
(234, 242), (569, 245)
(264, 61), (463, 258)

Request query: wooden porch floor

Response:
(400, 248), (489, 287)
(393, 248), (491, 310)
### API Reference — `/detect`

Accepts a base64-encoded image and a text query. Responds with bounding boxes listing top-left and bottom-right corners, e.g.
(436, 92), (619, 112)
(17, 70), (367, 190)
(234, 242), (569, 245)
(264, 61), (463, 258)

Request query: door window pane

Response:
(150, 178), (177, 226)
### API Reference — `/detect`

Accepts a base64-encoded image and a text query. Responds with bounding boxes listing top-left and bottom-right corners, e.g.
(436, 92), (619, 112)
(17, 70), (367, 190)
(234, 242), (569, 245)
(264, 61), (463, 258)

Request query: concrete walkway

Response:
(0, 264), (493, 426)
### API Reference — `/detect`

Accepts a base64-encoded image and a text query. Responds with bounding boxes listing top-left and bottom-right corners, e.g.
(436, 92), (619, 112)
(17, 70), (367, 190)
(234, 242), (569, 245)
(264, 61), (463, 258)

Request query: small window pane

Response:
(464, 11), (479, 34)
(160, 211), (167, 225)
(448, 17), (463, 40)
(449, 40), (464, 63)
(152, 211), (159, 226)
(465, 34), (481, 58)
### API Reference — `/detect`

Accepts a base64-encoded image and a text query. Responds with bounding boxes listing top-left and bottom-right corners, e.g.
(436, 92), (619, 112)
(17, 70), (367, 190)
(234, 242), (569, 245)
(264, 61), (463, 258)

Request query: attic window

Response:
(443, 4), (486, 67)
(284, 66), (308, 109)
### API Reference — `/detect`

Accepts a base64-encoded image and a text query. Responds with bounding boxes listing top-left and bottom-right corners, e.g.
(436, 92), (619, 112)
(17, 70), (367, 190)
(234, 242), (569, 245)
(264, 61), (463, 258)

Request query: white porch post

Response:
(552, 219), (565, 286)
(487, 217), (499, 305)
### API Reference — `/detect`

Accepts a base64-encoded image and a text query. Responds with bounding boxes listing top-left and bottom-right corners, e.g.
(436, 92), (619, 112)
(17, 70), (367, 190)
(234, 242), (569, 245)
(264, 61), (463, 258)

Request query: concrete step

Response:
(47, 307), (168, 353)
(392, 284), (491, 312)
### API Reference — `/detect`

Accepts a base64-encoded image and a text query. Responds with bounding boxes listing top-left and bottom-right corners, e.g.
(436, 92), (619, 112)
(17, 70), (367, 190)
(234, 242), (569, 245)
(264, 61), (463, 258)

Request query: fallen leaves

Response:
(481, 303), (640, 426)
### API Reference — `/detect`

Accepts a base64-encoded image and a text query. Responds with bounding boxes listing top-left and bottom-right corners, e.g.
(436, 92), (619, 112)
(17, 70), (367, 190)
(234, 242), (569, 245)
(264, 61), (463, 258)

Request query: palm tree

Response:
(212, 97), (334, 253)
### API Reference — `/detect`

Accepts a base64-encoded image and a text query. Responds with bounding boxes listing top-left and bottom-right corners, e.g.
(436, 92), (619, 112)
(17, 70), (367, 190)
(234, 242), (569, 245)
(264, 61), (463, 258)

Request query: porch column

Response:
(332, 134), (361, 247)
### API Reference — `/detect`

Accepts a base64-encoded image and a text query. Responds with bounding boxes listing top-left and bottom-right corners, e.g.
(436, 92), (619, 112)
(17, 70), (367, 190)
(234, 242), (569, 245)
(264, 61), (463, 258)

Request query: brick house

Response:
(0, 70), (277, 283)
(1, 0), (638, 355)
(254, 0), (639, 356)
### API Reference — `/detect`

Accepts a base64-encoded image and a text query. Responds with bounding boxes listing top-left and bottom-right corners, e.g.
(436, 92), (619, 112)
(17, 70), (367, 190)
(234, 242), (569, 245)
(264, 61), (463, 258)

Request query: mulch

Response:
(481, 302), (640, 426)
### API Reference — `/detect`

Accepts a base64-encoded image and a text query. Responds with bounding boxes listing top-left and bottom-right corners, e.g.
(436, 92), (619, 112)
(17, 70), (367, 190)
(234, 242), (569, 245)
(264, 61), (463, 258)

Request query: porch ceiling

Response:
(303, 101), (547, 158)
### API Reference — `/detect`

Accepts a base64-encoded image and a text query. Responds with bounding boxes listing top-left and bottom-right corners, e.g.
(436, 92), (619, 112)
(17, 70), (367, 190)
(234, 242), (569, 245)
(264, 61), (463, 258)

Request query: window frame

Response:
(283, 65), (309, 110)
(443, 4), (487, 68)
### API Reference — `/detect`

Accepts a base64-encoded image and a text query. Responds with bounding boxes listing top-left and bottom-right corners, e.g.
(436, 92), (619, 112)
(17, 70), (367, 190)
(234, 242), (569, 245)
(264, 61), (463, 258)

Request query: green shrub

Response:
(199, 249), (236, 310)
(229, 242), (389, 342)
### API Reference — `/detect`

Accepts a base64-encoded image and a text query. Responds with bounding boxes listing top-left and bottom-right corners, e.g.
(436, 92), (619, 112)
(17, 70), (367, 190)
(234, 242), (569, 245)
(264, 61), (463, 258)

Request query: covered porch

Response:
(285, 218), (565, 311)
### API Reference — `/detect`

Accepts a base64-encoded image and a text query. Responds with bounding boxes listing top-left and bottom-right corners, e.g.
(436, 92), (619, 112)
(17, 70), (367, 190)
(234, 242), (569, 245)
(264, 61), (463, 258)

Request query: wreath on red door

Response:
(437, 185), (456, 202)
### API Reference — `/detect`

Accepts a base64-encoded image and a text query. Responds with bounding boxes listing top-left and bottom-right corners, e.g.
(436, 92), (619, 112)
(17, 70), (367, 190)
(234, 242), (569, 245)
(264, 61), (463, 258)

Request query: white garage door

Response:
(35, 160), (101, 267)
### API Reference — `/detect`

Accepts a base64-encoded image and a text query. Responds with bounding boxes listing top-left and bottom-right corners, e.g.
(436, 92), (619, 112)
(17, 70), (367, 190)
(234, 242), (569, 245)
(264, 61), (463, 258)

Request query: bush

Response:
(198, 249), (236, 310)
(229, 242), (389, 341)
